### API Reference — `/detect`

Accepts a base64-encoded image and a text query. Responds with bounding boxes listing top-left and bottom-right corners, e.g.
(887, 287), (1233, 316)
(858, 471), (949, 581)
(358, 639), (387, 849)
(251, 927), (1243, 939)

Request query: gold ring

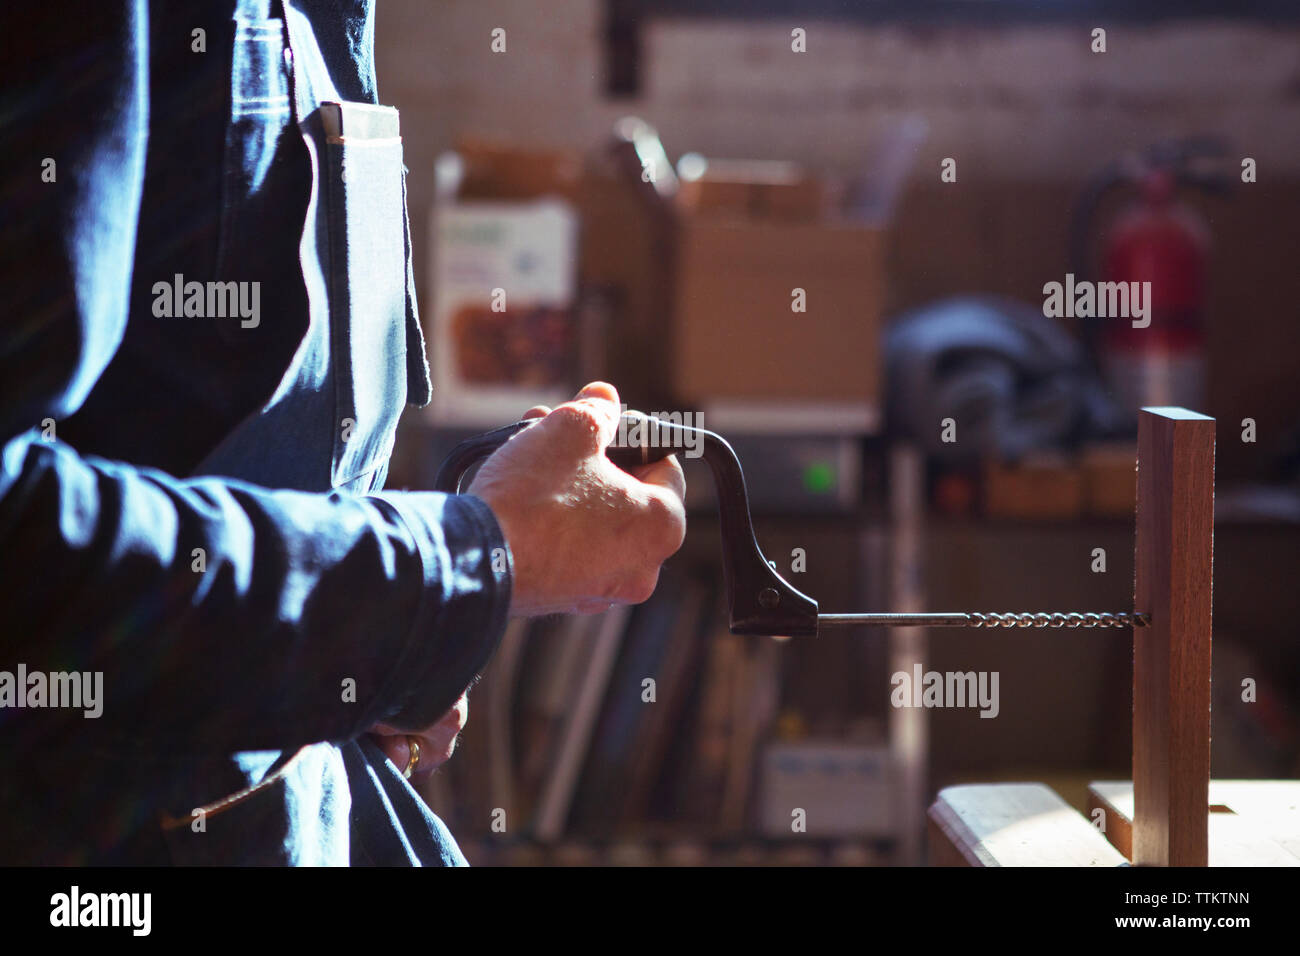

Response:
(403, 736), (421, 779)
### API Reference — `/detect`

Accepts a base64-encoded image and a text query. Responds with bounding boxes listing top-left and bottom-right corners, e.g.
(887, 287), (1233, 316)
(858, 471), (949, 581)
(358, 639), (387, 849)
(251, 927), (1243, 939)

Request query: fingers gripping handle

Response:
(434, 413), (820, 637)
(432, 416), (675, 494)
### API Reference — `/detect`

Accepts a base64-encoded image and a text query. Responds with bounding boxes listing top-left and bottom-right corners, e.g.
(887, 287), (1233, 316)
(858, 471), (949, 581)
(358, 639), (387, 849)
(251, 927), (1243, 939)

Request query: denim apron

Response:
(159, 1), (463, 866)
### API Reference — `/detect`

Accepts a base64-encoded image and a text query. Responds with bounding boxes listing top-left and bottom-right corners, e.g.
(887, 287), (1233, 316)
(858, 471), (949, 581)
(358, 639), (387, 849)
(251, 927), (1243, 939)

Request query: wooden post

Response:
(1133, 407), (1214, 866)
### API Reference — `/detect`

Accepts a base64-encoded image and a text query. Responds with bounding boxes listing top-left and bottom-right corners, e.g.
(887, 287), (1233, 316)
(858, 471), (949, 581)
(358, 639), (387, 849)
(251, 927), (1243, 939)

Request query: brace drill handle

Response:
(433, 413), (820, 637)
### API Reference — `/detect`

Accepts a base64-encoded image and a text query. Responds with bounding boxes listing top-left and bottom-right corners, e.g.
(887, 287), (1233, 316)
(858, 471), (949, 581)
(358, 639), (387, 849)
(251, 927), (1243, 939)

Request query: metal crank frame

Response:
(434, 412), (1149, 638)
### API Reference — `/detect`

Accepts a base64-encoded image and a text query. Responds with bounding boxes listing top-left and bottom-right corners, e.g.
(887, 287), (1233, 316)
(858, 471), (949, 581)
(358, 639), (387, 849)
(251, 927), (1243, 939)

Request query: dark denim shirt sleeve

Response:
(1, 0), (510, 768)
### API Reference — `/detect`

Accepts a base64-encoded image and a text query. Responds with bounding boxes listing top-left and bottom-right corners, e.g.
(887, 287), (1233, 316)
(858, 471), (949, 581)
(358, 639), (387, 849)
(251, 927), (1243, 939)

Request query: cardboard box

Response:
(439, 138), (672, 408)
(427, 200), (579, 425)
(453, 137), (584, 202)
(677, 159), (823, 222)
(759, 741), (895, 837)
(672, 217), (885, 431)
(982, 454), (1085, 519)
(571, 171), (671, 406)
(1082, 443), (1137, 517)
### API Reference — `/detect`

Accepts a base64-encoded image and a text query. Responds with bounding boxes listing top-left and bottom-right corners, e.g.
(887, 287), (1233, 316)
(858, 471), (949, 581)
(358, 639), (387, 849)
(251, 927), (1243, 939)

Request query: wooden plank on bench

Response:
(1089, 780), (1300, 866)
(928, 784), (1127, 867)
(1208, 781), (1300, 859)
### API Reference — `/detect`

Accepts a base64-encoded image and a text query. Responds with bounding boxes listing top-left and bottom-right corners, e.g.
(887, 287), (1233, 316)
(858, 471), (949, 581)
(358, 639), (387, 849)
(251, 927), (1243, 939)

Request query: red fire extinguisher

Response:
(1072, 139), (1229, 412)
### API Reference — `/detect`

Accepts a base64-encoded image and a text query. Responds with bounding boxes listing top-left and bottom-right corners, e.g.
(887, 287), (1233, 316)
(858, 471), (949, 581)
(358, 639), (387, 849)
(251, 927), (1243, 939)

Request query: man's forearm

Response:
(0, 433), (511, 756)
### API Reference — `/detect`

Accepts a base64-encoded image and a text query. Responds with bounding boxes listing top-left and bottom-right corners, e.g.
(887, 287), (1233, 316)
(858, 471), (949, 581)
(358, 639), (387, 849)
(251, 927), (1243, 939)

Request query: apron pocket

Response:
(323, 120), (409, 488)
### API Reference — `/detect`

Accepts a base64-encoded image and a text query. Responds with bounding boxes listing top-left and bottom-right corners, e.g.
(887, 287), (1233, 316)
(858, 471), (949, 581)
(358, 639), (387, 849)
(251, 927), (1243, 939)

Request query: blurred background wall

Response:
(380, 3), (1300, 482)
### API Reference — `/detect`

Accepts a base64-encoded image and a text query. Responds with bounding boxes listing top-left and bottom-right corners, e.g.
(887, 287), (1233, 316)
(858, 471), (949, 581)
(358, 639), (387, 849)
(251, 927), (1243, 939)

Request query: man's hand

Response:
(369, 690), (470, 782)
(468, 382), (687, 617)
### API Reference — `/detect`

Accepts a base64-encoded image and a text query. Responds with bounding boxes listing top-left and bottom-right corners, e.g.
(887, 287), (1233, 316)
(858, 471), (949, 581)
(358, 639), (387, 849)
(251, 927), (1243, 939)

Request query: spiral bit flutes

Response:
(817, 611), (1150, 629)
